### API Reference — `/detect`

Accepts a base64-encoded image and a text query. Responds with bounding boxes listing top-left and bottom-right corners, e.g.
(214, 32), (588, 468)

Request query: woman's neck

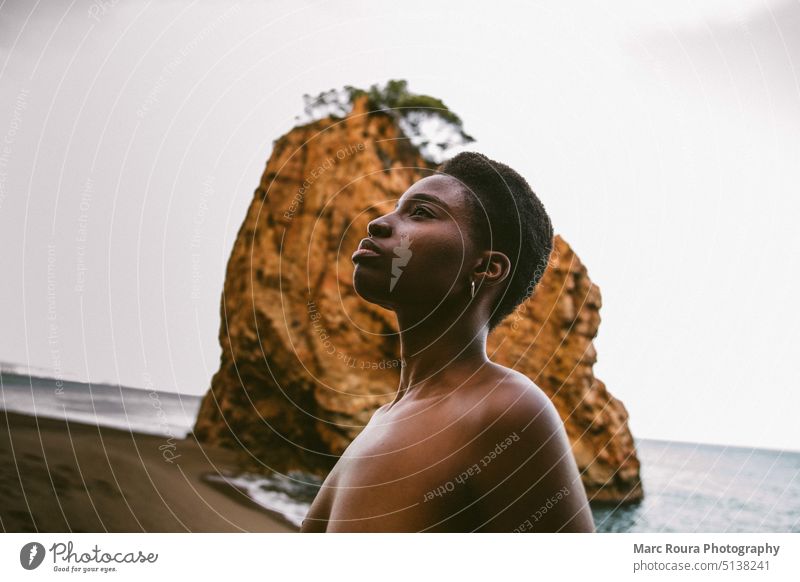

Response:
(392, 309), (490, 405)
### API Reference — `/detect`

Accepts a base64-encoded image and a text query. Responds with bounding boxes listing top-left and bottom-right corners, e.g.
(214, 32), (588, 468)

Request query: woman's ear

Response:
(474, 250), (511, 287)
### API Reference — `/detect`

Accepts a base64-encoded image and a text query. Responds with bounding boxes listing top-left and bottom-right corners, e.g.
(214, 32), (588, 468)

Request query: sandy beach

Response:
(0, 411), (297, 533)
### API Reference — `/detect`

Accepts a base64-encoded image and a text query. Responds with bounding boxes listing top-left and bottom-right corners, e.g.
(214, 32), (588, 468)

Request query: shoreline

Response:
(0, 410), (298, 533)
(200, 472), (305, 531)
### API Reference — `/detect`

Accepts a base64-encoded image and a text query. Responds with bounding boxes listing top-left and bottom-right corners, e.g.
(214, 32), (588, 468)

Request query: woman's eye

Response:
(410, 205), (432, 218)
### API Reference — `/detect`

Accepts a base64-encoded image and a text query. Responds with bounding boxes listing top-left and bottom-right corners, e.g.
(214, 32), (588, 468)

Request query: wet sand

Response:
(0, 411), (297, 532)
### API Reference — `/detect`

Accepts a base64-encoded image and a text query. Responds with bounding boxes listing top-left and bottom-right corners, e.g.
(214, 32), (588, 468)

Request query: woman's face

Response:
(352, 174), (483, 316)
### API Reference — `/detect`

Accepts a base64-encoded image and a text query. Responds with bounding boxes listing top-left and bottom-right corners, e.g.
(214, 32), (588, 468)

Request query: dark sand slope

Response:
(0, 412), (296, 532)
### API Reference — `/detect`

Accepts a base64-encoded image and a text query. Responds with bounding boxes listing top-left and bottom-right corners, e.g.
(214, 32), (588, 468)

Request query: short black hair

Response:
(437, 151), (554, 332)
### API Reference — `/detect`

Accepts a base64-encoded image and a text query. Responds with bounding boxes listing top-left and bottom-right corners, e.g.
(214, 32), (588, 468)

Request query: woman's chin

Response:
(353, 269), (394, 309)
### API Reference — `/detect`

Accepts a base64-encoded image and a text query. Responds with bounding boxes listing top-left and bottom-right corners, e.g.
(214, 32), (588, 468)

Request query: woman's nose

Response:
(367, 215), (392, 238)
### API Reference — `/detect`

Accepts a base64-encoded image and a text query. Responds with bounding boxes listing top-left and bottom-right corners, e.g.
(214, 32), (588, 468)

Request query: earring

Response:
(470, 278), (476, 298)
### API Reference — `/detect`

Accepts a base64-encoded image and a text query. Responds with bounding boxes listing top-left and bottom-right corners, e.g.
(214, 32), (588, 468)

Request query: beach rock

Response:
(193, 94), (643, 505)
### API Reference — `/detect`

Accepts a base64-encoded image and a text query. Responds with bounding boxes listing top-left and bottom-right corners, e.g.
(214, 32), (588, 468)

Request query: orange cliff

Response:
(193, 95), (643, 505)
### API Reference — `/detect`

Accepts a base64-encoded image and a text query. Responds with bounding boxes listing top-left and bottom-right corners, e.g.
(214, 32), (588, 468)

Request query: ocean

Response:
(2, 372), (798, 532)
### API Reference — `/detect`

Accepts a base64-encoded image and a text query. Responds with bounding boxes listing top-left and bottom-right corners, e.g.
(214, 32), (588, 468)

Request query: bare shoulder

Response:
(464, 363), (596, 532)
(475, 363), (561, 435)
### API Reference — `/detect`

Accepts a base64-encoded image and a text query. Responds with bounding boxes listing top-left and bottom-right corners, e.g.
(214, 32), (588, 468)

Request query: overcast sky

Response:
(1, 0), (798, 452)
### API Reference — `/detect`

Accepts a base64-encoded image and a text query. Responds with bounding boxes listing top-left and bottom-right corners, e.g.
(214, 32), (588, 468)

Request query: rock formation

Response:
(193, 94), (643, 504)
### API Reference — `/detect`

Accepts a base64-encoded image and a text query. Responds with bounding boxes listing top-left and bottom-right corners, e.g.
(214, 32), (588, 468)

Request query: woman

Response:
(300, 151), (595, 532)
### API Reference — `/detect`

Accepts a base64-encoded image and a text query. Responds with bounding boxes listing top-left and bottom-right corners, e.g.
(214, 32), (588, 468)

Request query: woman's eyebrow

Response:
(394, 193), (450, 210)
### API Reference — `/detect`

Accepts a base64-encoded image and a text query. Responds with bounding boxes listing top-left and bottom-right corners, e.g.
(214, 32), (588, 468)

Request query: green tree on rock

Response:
(295, 79), (475, 163)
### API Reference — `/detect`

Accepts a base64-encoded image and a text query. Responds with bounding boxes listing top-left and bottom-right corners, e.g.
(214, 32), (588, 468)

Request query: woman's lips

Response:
(352, 238), (384, 262)
(352, 247), (381, 261)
